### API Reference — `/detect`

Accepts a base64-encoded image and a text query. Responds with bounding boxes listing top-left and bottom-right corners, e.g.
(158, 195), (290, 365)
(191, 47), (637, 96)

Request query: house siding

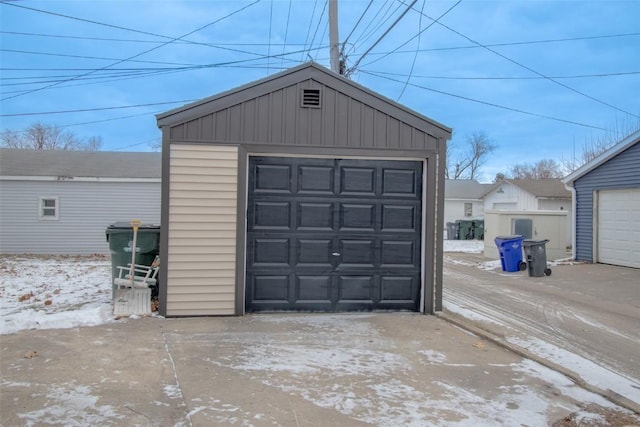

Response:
(483, 182), (537, 211)
(0, 180), (160, 254)
(166, 144), (238, 316)
(573, 141), (640, 262)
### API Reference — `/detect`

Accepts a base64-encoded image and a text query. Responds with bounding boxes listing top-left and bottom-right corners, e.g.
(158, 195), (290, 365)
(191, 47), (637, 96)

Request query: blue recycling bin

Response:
(494, 235), (527, 272)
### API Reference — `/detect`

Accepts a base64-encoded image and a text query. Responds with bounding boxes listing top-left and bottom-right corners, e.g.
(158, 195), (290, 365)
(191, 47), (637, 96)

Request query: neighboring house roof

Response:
(483, 178), (570, 199)
(562, 129), (640, 185)
(444, 179), (490, 199)
(0, 149), (161, 179)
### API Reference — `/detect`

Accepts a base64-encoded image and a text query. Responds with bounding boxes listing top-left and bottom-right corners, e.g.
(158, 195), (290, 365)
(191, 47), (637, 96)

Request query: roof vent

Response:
(301, 88), (321, 108)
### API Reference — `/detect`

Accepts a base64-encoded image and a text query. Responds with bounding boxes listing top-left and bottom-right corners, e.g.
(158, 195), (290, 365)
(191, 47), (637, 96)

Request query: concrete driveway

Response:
(443, 252), (640, 414)
(2, 312), (640, 426)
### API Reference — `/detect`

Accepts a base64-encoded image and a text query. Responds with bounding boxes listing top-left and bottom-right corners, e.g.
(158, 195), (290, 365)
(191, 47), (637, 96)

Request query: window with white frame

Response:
(464, 202), (473, 217)
(40, 197), (59, 220)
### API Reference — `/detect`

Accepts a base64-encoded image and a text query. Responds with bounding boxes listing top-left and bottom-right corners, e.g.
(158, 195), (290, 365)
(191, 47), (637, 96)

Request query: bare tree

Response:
(562, 116), (640, 173)
(509, 159), (563, 179)
(447, 131), (497, 180)
(1, 122), (101, 151)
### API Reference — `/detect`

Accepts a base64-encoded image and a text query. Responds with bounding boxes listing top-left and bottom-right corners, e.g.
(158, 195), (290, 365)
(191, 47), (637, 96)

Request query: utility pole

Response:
(329, 0), (340, 74)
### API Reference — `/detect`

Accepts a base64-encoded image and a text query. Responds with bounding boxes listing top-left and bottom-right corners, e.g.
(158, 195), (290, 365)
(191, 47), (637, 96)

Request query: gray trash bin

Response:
(522, 239), (552, 277)
(446, 222), (458, 240)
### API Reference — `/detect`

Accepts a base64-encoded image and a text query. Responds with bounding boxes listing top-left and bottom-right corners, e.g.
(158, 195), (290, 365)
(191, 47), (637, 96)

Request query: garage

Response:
(563, 129), (640, 267)
(156, 62), (451, 317)
(597, 189), (640, 268)
(246, 156), (423, 312)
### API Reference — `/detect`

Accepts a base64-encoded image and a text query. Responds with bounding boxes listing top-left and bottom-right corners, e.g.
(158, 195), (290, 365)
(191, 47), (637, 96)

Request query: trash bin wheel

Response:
(519, 261), (527, 271)
(544, 268), (552, 276)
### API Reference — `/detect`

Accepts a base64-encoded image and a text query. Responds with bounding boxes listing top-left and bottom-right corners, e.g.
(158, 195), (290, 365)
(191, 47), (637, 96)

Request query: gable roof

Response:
(444, 179), (490, 199)
(0, 149), (161, 179)
(156, 62), (451, 141)
(484, 178), (570, 199)
(563, 129), (640, 185)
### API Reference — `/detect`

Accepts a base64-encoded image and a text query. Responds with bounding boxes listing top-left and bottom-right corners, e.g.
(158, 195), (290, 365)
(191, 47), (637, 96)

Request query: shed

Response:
(563, 130), (640, 268)
(0, 149), (161, 255)
(155, 62), (452, 317)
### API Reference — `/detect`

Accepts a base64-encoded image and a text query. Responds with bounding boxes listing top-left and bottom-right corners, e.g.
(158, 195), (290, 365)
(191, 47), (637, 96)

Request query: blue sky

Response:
(1, 0), (639, 182)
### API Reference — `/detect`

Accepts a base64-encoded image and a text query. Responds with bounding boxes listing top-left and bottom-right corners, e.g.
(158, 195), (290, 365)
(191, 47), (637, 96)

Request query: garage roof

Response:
(156, 62), (451, 141)
(563, 130), (640, 185)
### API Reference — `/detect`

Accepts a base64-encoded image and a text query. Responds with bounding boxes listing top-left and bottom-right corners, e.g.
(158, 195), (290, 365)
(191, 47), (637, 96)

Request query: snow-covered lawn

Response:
(0, 254), (114, 335)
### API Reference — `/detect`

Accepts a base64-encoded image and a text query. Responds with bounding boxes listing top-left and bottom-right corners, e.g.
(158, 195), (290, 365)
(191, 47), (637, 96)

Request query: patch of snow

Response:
(507, 336), (640, 405)
(11, 382), (124, 426)
(443, 240), (484, 253)
(0, 255), (114, 334)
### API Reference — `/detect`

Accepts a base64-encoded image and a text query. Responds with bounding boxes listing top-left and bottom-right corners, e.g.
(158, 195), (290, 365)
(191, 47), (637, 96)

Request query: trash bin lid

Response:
(523, 239), (549, 246)
(106, 222), (160, 230)
(495, 235), (523, 241)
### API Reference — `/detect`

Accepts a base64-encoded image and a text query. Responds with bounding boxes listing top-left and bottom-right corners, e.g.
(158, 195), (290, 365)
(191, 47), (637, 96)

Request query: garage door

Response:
(598, 188), (640, 268)
(246, 156), (423, 312)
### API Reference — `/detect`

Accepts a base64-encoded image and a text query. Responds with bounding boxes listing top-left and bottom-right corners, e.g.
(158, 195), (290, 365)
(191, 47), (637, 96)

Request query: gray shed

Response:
(563, 130), (640, 268)
(156, 62), (452, 316)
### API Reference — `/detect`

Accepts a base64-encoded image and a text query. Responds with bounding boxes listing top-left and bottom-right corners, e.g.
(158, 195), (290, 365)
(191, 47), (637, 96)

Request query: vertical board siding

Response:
(0, 180), (160, 254)
(167, 144), (238, 316)
(573, 142), (640, 263)
(168, 79), (436, 151)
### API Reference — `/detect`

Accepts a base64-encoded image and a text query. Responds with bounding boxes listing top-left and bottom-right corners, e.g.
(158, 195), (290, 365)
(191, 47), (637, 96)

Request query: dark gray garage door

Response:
(246, 156), (423, 312)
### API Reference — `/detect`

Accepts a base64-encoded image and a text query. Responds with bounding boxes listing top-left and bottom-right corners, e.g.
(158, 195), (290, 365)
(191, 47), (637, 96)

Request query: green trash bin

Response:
(456, 219), (474, 240)
(472, 218), (485, 240)
(105, 222), (160, 297)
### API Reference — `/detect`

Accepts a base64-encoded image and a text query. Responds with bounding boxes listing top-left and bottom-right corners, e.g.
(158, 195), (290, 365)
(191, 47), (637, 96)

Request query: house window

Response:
(40, 197), (59, 220)
(464, 202), (473, 217)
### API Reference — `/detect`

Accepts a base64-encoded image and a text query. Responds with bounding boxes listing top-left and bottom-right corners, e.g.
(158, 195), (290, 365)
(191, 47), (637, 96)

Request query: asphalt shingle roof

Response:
(0, 149), (161, 178)
(444, 179), (490, 199)
(506, 178), (570, 199)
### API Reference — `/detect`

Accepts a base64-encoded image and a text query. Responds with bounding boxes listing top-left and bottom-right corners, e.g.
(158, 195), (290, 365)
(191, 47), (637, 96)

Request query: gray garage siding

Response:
(573, 141), (640, 262)
(163, 69), (448, 150)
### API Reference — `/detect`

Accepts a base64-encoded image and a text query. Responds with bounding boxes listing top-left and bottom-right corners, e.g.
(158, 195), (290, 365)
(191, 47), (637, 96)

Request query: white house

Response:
(443, 179), (490, 226)
(483, 178), (572, 245)
(0, 149), (161, 254)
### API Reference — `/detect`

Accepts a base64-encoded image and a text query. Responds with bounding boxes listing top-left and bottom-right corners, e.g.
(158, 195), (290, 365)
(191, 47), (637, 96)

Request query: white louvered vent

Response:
(301, 88), (321, 108)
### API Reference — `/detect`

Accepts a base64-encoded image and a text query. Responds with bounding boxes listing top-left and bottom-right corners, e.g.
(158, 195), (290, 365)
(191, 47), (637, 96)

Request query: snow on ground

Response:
(443, 239), (484, 254)
(0, 243), (485, 335)
(0, 255), (115, 335)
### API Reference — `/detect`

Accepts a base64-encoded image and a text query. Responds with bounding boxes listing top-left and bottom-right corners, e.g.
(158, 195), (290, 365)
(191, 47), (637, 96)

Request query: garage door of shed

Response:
(246, 156), (423, 312)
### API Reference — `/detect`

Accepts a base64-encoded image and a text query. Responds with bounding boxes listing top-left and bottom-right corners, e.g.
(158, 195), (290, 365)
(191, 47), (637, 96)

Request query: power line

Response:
(349, 1), (397, 55)
(0, 0), (261, 102)
(346, 0), (417, 76)
(267, 0), (274, 73)
(364, 0), (462, 68)
(0, 30), (311, 46)
(0, 48), (202, 67)
(361, 70), (611, 131)
(301, 0), (320, 61)
(372, 32), (640, 56)
(0, 100), (198, 117)
(397, 0), (427, 101)
(280, 0), (293, 69)
(0, 2), (266, 58)
(396, 1), (639, 119)
(342, 0), (373, 51)
(366, 69), (640, 80)
(307, 1), (328, 61)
